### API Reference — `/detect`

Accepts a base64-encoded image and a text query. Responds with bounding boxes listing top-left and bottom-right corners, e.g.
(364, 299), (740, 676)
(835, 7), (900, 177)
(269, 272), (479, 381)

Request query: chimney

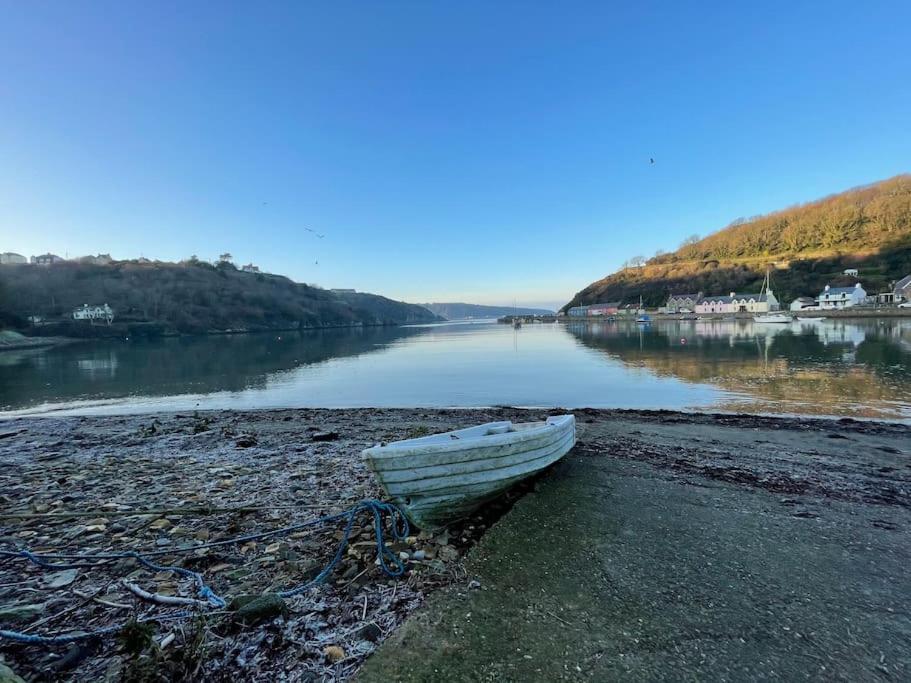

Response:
(824, 285), (830, 291)
(729, 292), (735, 298)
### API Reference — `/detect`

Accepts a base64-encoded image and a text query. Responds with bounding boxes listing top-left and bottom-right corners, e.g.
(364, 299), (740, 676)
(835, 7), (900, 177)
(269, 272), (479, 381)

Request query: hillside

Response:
(421, 303), (554, 320)
(565, 174), (911, 309)
(0, 259), (438, 337)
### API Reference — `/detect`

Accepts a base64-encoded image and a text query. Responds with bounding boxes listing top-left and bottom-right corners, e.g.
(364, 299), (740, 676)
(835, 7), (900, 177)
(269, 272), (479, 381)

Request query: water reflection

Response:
(1, 319), (909, 420)
(0, 326), (427, 412)
(564, 318), (911, 419)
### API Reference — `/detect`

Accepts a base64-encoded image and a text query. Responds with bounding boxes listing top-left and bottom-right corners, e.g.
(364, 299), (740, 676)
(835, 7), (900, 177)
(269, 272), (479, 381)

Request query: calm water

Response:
(1, 319), (910, 420)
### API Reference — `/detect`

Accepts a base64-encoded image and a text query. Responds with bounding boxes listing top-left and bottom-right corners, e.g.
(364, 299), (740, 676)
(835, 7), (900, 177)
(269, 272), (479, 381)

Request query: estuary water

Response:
(1, 318), (910, 420)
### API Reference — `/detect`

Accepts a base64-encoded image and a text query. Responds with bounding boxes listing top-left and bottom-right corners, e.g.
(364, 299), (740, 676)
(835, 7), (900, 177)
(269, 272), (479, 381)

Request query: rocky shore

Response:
(1, 408), (909, 681)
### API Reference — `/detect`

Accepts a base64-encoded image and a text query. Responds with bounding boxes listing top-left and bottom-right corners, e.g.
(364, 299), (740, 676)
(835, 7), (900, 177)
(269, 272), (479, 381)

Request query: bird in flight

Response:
(649, 158), (655, 165)
(304, 227), (325, 239)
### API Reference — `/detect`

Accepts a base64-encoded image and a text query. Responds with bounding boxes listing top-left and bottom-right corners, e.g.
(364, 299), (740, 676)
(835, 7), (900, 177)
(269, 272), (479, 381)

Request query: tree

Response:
(679, 234), (700, 248)
(219, 253), (233, 263)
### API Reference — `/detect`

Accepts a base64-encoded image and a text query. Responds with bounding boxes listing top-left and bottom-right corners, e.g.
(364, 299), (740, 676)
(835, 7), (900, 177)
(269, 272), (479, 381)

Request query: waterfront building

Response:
(666, 292), (702, 313)
(790, 296), (816, 311)
(72, 303), (115, 324)
(587, 301), (620, 316)
(816, 283), (867, 309)
(0, 252), (27, 265)
(695, 290), (778, 314)
(894, 274), (911, 302)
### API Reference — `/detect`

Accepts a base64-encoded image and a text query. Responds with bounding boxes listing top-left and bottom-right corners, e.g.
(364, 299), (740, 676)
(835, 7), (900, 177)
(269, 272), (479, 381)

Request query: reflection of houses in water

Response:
(76, 353), (119, 378)
(811, 322), (867, 348)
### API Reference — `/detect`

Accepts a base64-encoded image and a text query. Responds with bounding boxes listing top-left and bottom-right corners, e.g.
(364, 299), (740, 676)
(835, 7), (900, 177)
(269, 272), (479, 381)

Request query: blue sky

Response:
(1, 2), (909, 310)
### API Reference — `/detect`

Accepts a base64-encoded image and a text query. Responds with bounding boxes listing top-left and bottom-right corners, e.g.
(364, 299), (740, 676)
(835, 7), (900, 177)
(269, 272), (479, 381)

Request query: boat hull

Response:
(363, 415), (576, 529)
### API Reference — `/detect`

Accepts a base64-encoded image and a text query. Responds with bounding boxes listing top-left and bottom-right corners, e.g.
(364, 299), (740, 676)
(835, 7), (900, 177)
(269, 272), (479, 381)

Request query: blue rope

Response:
(0, 499), (408, 645)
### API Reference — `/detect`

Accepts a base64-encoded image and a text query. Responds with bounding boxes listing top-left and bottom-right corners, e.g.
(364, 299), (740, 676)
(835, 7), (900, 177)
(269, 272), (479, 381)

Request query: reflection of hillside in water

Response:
(565, 320), (911, 419)
(0, 327), (426, 411)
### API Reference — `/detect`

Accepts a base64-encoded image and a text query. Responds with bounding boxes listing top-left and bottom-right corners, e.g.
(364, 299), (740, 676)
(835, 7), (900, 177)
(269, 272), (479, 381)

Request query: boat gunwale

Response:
(363, 415), (575, 460)
(374, 429), (577, 486)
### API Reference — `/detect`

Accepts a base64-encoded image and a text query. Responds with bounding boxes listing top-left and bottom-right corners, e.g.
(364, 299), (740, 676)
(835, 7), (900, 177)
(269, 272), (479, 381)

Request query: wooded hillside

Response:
(566, 175), (911, 309)
(0, 259), (438, 336)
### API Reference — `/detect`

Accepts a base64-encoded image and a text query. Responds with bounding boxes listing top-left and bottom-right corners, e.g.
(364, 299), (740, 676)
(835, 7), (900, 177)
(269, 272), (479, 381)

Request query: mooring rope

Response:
(0, 499), (408, 645)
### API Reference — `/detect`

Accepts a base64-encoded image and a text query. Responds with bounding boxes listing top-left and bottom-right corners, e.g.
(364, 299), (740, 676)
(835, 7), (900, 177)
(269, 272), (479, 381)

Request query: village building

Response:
(241, 263), (261, 273)
(587, 301), (620, 316)
(30, 253), (64, 266)
(0, 252), (27, 265)
(843, 268), (859, 277)
(72, 303), (115, 325)
(665, 292), (702, 313)
(790, 296), (816, 311)
(893, 274), (911, 303)
(77, 253), (113, 265)
(695, 290), (779, 315)
(816, 283), (866, 309)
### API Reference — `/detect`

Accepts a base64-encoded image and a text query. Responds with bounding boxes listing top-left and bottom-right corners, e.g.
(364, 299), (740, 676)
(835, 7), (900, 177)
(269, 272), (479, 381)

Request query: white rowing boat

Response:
(363, 415), (576, 529)
(753, 313), (792, 323)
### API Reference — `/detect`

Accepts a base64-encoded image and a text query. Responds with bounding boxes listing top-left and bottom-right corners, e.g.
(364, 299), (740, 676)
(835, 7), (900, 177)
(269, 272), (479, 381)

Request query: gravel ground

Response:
(1, 408), (909, 681)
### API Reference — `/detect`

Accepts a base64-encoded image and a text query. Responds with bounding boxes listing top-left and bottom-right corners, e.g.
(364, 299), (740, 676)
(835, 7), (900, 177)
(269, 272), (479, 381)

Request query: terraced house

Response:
(694, 290), (779, 314)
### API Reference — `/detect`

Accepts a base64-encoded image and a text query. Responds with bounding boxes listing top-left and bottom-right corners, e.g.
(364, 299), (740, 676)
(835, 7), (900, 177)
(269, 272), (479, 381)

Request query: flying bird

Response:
(650, 158), (655, 165)
(304, 227), (326, 239)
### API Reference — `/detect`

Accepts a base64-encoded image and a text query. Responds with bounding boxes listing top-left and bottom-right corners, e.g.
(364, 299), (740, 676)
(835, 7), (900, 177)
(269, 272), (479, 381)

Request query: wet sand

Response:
(1, 408), (909, 680)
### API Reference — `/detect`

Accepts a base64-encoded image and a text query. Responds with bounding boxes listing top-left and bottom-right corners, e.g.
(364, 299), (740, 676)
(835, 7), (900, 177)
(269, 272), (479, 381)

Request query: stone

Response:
(358, 623), (384, 642)
(233, 593), (288, 625)
(311, 431), (340, 442)
(323, 645), (345, 663)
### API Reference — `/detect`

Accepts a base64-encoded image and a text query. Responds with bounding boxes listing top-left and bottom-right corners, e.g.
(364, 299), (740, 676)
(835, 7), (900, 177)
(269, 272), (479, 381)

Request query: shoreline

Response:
(2, 408), (909, 680)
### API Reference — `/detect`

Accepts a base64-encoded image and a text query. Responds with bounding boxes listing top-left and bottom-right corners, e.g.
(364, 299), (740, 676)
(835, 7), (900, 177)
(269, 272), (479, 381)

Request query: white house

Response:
(816, 283), (866, 309)
(695, 290), (779, 315)
(0, 252), (27, 265)
(242, 263), (261, 273)
(894, 274), (911, 303)
(31, 253), (64, 266)
(790, 296), (816, 311)
(843, 268), (859, 277)
(73, 303), (115, 325)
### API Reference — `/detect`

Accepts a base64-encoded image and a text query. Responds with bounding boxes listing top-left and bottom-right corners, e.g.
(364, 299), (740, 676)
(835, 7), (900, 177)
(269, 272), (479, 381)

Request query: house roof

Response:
(668, 293), (700, 300)
(792, 296), (815, 303)
(699, 292), (768, 304)
(820, 286), (862, 295)
(589, 301), (621, 308)
(894, 274), (911, 292)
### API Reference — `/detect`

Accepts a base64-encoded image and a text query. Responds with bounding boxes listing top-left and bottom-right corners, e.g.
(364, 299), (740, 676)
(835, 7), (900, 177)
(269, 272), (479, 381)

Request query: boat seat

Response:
(485, 424), (513, 435)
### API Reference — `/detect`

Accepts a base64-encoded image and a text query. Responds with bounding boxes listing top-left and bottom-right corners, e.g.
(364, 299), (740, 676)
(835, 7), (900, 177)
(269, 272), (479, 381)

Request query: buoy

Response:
(680, 338), (687, 344)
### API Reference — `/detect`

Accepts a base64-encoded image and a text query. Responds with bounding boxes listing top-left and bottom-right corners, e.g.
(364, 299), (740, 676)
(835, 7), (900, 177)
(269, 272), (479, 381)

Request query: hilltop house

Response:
(666, 292), (702, 313)
(77, 253), (113, 265)
(816, 283), (866, 309)
(695, 290), (779, 315)
(30, 253), (64, 266)
(843, 268), (859, 277)
(894, 275), (911, 303)
(0, 252), (26, 265)
(72, 303), (115, 325)
(790, 297), (816, 311)
(0, 252), (27, 265)
(242, 263), (261, 273)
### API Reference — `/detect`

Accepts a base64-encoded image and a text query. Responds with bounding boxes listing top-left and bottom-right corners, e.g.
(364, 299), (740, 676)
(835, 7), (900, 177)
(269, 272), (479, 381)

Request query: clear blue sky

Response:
(1, 1), (909, 310)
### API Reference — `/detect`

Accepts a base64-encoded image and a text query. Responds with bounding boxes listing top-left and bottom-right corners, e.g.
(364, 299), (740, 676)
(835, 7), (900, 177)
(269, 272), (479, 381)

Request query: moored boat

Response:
(797, 316), (826, 322)
(753, 313), (792, 323)
(363, 415), (576, 529)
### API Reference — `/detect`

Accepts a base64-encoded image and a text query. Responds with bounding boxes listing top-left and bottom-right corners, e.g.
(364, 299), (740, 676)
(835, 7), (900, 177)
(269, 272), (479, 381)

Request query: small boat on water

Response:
(753, 313), (792, 323)
(797, 316), (826, 322)
(636, 314), (651, 324)
(363, 415), (576, 529)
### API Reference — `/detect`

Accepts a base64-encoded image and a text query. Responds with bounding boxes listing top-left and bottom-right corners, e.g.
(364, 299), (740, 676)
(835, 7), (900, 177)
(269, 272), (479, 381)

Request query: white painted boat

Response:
(797, 316), (826, 322)
(753, 313), (792, 323)
(363, 415), (576, 529)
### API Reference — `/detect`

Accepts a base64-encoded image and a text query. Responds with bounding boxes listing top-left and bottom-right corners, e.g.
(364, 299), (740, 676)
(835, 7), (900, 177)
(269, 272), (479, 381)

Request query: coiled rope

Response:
(0, 499), (408, 645)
